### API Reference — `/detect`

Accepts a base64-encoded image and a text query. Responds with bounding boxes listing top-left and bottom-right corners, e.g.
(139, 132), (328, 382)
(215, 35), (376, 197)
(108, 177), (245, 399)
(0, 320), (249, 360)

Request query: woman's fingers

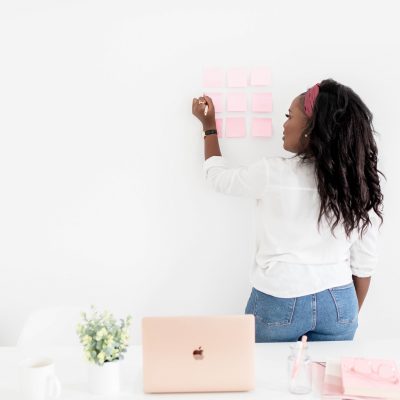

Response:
(192, 98), (198, 113)
(192, 97), (203, 114)
(196, 97), (206, 113)
(203, 95), (214, 112)
(192, 97), (203, 118)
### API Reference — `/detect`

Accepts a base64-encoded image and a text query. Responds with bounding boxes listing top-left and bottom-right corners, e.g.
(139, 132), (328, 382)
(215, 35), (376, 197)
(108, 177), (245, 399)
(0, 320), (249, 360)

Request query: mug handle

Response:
(47, 374), (61, 399)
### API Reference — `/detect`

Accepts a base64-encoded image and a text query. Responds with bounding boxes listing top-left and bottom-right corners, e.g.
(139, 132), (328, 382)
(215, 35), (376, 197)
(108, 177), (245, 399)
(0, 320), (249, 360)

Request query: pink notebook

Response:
(341, 357), (400, 399)
(322, 360), (381, 400)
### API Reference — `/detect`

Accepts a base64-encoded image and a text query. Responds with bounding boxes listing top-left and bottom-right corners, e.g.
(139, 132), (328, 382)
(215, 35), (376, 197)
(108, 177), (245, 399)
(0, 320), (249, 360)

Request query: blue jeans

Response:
(245, 283), (359, 342)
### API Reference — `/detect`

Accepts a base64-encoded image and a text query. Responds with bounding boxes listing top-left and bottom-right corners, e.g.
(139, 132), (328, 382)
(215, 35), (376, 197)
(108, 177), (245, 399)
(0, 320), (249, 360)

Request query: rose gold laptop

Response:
(142, 315), (255, 393)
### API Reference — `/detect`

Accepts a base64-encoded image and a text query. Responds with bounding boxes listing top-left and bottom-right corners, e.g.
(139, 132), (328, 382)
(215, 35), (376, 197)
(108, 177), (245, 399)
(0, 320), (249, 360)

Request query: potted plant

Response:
(76, 306), (132, 395)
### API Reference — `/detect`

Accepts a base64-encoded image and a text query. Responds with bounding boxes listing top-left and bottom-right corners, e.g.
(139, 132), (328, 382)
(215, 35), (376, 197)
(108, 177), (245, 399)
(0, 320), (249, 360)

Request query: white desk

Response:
(1, 340), (399, 399)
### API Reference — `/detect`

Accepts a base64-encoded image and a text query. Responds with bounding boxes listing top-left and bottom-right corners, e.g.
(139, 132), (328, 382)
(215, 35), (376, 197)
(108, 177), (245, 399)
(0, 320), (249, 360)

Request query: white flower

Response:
(97, 351), (105, 364)
(77, 307), (132, 365)
(82, 335), (92, 345)
(95, 327), (108, 341)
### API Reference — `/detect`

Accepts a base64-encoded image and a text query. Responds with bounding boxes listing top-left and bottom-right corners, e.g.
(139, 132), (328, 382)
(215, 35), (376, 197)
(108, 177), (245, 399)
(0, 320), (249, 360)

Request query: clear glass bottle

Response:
(287, 342), (312, 394)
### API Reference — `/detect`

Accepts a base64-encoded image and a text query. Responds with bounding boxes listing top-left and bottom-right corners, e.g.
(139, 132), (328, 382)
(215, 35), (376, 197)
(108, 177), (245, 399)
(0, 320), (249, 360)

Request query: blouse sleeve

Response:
(350, 211), (380, 277)
(203, 156), (269, 199)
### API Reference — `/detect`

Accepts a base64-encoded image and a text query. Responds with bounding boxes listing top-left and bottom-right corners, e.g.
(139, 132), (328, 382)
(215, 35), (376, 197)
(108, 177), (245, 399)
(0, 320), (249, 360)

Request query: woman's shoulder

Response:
(262, 156), (316, 188)
(262, 155), (309, 171)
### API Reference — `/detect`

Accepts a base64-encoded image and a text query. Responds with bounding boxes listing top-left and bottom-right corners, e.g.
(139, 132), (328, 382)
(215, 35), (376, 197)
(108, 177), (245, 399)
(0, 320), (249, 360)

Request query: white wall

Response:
(0, 0), (399, 345)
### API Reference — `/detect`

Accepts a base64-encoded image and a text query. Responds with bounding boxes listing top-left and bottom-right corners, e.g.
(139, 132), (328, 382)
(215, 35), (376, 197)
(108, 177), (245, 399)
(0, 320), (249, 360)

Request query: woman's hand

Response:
(192, 95), (216, 131)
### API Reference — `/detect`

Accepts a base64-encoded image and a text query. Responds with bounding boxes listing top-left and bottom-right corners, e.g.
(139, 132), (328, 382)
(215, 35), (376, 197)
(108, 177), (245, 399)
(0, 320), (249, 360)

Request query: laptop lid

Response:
(142, 315), (255, 393)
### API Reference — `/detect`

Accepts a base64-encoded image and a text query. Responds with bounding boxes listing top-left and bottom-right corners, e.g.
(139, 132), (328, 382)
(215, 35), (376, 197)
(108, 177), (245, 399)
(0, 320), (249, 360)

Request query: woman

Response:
(192, 79), (384, 342)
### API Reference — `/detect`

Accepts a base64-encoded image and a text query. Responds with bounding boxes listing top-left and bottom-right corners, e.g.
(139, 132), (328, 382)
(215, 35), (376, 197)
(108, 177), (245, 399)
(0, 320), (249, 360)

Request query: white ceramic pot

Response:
(88, 360), (120, 395)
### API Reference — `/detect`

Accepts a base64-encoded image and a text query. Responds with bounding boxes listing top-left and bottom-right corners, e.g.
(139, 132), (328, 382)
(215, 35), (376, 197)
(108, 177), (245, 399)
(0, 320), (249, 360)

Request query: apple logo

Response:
(193, 346), (204, 360)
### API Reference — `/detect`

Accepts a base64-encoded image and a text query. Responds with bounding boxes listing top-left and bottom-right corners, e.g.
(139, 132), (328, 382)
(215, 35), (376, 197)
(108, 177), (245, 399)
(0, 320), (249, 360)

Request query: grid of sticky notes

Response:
(202, 67), (272, 138)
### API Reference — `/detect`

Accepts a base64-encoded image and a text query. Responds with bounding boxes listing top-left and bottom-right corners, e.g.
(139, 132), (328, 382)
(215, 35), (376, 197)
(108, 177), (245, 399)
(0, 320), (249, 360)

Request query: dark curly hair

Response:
(297, 79), (384, 238)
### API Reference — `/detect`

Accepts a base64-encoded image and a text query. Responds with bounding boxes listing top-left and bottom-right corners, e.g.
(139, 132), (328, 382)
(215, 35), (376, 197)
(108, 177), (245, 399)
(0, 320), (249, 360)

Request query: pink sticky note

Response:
(250, 67), (271, 86)
(205, 93), (224, 113)
(225, 117), (246, 138)
(227, 93), (247, 112)
(227, 68), (248, 87)
(252, 118), (272, 137)
(203, 67), (225, 88)
(216, 118), (223, 138)
(252, 93), (273, 112)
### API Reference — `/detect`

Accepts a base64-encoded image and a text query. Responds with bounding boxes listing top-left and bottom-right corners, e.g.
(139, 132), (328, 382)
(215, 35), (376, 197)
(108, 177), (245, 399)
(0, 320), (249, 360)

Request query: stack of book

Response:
(321, 357), (400, 400)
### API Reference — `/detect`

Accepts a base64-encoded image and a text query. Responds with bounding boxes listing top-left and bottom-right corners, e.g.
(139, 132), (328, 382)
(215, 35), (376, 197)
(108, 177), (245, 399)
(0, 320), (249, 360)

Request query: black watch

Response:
(204, 129), (218, 136)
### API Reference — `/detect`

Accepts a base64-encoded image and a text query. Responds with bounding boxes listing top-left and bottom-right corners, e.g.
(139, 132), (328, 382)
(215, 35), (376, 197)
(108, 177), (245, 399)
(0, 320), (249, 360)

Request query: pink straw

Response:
(291, 335), (308, 380)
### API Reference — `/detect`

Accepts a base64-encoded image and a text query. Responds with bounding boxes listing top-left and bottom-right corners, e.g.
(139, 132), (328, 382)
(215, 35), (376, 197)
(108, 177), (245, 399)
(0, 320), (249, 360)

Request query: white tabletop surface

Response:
(1, 339), (399, 399)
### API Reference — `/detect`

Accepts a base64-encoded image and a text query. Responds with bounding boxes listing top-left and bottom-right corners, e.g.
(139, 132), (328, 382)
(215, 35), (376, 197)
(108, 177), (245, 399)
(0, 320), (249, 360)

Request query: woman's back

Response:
(204, 154), (378, 297)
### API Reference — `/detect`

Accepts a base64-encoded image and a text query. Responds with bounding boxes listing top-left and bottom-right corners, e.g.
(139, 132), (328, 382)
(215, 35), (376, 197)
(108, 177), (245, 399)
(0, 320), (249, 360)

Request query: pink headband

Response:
(304, 83), (320, 118)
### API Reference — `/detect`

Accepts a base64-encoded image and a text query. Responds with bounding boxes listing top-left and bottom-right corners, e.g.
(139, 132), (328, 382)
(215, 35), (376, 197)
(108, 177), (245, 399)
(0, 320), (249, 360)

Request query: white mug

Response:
(18, 357), (61, 400)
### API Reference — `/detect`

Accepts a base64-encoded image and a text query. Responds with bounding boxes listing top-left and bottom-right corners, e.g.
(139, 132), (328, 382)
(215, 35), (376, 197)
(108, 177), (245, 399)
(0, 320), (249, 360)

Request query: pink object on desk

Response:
(142, 315), (255, 393)
(341, 357), (400, 399)
(322, 360), (345, 397)
(321, 359), (396, 400)
(291, 335), (307, 380)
